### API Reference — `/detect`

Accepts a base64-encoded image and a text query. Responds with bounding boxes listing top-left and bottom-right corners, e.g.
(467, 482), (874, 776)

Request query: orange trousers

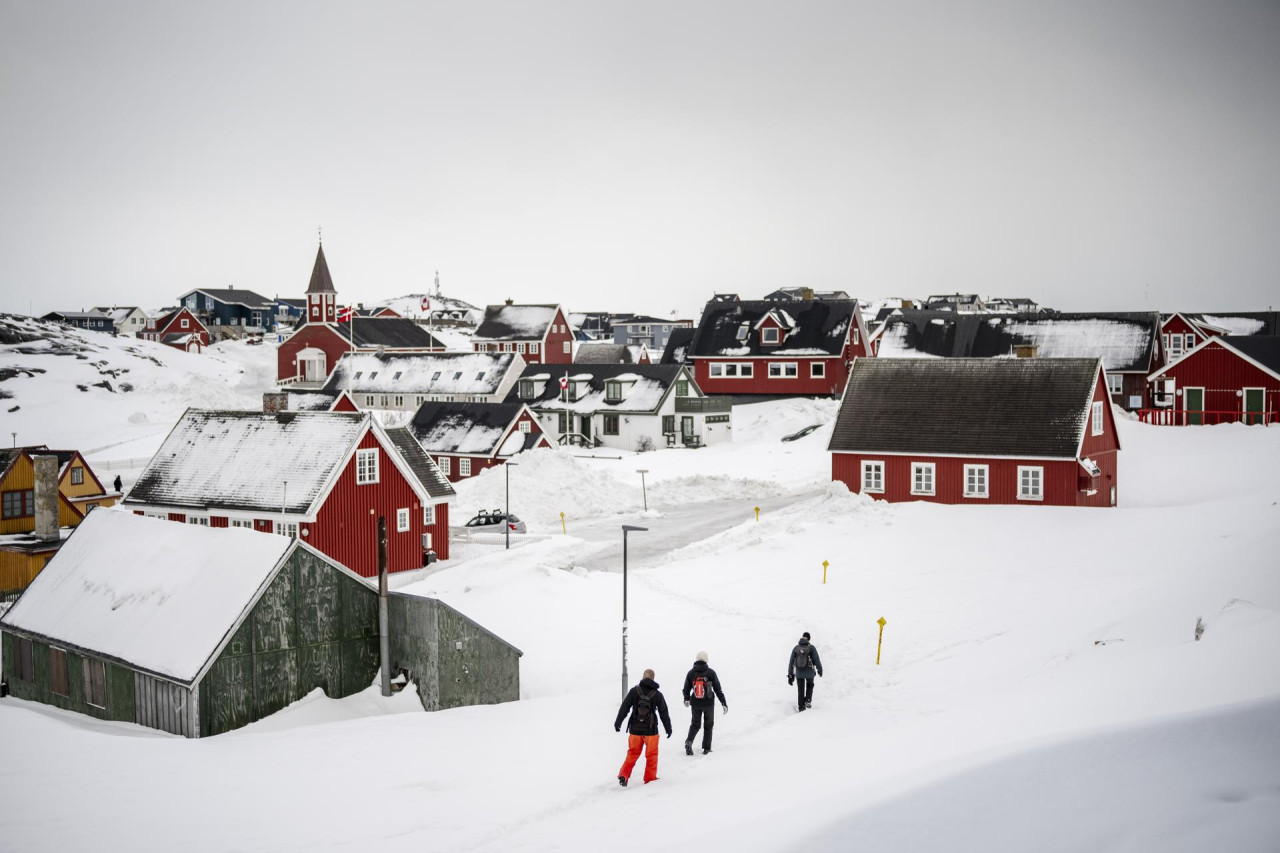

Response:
(618, 734), (660, 783)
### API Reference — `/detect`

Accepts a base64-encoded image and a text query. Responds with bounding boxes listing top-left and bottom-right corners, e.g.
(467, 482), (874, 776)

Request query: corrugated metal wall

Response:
(134, 672), (194, 737)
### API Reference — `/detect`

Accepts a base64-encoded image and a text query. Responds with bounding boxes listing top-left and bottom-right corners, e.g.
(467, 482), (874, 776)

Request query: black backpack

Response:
(631, 686), (657, 732)
(793, 645), (811, 671)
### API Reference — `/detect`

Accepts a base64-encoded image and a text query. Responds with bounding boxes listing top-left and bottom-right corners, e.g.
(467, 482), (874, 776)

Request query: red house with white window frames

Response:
(471, 303), (574, 365)
(122, 410), (456, 575)
(406, 402), (551, 483)
(686, 298), (872, 396)
(140, 308), (209, 352)
(829, 358), (1120, 507)
(1143, 336), (1280, 425)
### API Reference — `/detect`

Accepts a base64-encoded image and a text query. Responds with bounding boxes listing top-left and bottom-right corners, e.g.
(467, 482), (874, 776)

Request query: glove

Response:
(788, 675), (795, 686)
(684, 698), (690, 707)
(666, 731), (672, 739)
(818, 671), (823, 678)
(615, 725), (621, 732)
(721, 703), (728, 715)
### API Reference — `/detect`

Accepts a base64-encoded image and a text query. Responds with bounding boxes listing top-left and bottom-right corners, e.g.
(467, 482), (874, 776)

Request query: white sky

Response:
(1, 1), (1277, 320)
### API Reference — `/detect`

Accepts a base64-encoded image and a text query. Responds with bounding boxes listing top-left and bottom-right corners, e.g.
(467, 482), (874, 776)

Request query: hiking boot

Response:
(805, 701), (812, 710)
(618, 775), (627, 787)
(684, 741), (693, 756)
(702, 747), (712, 755)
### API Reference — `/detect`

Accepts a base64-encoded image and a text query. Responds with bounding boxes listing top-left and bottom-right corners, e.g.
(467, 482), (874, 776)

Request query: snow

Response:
(477, 304), (558, 339)
(1200, 314), (1267, 336)
(496, 429), (526, 457)
(995, 317), (1152, 369)
(0, 509), (291, 681)
(529, 375), (672, 414)
(415, 416), (506, 455)
(328, 351), (517, 396)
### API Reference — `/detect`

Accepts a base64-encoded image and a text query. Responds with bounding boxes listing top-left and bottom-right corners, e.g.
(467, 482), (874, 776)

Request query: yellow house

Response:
(0, 446), (120, 598)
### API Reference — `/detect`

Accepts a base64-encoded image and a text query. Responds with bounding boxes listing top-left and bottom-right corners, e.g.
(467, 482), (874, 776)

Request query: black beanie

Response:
(802, 632), (811, 640)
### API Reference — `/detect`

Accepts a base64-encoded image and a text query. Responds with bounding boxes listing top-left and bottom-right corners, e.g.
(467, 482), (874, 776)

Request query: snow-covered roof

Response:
(321, 351), (519, 397)
(0, 510), (295, 683)
(473, 304), (560, 341)
(406, 402), (531, 456)
(688, 299), (860, 357)
(126, 411), (370, 514)
(511, 363), (691, 414)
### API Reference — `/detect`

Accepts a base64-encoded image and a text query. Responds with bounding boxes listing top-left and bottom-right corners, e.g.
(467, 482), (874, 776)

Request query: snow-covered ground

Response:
(1, 322), (1278, 851)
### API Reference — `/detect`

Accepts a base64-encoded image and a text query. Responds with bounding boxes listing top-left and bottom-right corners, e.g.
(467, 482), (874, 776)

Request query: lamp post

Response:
(505, 462), (519, 551)
(621, 524), (648, 699)
(636, 469), (649, 512)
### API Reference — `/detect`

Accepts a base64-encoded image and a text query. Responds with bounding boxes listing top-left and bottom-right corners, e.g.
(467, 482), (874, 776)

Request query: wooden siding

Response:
(1080, 374), (1122, 459)
(1, 632), (135, 723)
(0, 453), (115, 534)
(692, 319), (870, 397)
(541, 308), (574, 364)
(134, 672), (194, 736)
(277, 323), (349, 382)
(0, 550), (55, 597)
(1156, 340), (1280, 417)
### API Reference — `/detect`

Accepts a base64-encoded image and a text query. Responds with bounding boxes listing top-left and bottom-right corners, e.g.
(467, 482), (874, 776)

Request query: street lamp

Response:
(505, 462), (519, 551)
(636, 469), (649, 512)
(621, 524), (648, 698)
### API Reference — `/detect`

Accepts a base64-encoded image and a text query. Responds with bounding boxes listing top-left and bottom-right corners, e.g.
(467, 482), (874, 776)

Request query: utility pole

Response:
(505, 462), (519, 551)
(378, 516), (391, 696)
(621, 524), (648, 699)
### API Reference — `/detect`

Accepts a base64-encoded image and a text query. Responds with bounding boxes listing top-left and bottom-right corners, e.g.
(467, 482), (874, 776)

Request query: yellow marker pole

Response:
(822, 560), (829, 584)
(754, 506), (760, 522)
(560, 511), (566, 534)
(876, 617), (887, 665)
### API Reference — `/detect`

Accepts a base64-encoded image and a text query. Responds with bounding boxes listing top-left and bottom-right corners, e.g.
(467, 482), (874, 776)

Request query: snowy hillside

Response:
(373, 291), (479, 321)
(0, 358), (1276, 851)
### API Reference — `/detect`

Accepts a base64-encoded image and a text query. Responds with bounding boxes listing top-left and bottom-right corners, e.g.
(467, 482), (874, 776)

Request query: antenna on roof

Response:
(434, 270), (441, 298)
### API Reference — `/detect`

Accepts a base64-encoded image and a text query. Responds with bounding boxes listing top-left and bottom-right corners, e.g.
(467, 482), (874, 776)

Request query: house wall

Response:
(2, 631), (136, 723)
(0, 550), (55, 598)
(1161, 315), (1205, 363)
(197, 547), (381, 737)
(1155, 341), (1280, 418)
(431, 410), (546, 483)
(277, 324), (348, 382)
(1, 454), (114, 534)
(542, 309), (574, 364)
(1080, 376), (1122, 459)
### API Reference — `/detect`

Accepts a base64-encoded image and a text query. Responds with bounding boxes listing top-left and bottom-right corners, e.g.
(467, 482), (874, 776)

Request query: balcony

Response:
(674, 396), (732, 414)
(1136, 409), (1275, 426)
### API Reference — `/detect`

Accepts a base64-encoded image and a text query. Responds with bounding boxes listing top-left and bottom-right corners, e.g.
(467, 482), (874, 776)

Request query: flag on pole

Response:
(337, 305), (353, 323)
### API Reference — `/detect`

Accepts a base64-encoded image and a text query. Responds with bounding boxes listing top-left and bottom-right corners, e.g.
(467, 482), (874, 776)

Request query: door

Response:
(580, 415), (591, 440)
(681, 416), (694, 438)
(1244, 388), (1264, 425)
(1184, 387), (1204, 425)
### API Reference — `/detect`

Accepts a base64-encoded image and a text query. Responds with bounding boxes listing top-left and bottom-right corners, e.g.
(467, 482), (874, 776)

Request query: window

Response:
(675, 380), (689, 397)
(811, 362), (826, 378)
(2, 489), (34, 519)
(557, 412), (568, 432)
(180, 318), (189, 329)
(861, 461), (884, 494)
(1185, 334), (1196, 349)
(17, 636), (33, 681)
(394, 371), (403, 380)
(518, 380), (536, 399)
(1168, 335), (1183, 360)
(662, 415), (676, 434)
(354, 371), (363, 379)
(605, 381), (623, 402)
(365, 395), (375, 406)
(517, 343), (526, 354)
(603, 415), (620, 435)
(706, 414), (730, 424)
(394, 396), (404, 407)
(911, 462), (935, 496)
(518, 420), (531, 433)
(229, 519), (252, 528)
(423, 505), (435, 525)
(71, 466), (84, 485)
(1092, 401), (1104, 436)
(85, 502), (98, 512)
(459, 458), (472, 477)
(563, 341), (571, 354)
(50, 647), (69, 696)
(187, 515), (209, 526)
(356, 448), (379, 484)
(476, 372), (485, 381)
(761, 327), (779, 344)
(453, 372), (463, 381)
(396, 508), (410, 532)
(275, 521), (298, 538)
(710, 363), (723, 377)
(713, 362), (753, 378)
(1106, 374), (1123, 396)
(439, 456), (452, 475)
(1018, 466), (1044, 501)
(83, 657), (107, 708)
(530, 343), (539, 354)
(963, 465), (988, 498)
(768, 362), (798, 378)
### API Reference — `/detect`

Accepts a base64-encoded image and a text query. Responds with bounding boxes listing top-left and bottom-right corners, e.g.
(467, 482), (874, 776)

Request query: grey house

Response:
(611, 315), (692, 352)
(1, 510), (520, 737)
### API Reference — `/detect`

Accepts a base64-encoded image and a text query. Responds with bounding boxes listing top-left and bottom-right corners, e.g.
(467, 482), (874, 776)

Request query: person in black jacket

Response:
(787, 631), (823, 712)
(614, 669), (673, 786)
(681, 651), (727, 755)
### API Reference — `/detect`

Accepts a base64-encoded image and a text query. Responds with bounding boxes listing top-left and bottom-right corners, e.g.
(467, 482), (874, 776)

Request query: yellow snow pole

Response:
(876, 617), (887, 665)
(560, 511), (566, 534)
(754, 506), (760, 522)
(822, 560), (829, 584)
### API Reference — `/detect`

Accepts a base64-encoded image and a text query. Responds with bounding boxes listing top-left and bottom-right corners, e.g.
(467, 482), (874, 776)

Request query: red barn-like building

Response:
(140, 308), (210, 353)
(123, 411), (456, 574)
(829, 358), (1120, 507)
(1144, 336), (1280, 425)
(471, 303), (574, 364)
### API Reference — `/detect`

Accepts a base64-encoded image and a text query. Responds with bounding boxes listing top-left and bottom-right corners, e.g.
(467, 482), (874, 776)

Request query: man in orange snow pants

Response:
(614, 668), (673, 786)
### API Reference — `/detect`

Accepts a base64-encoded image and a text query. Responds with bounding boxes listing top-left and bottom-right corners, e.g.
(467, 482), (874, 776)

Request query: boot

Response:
(618, 775), (627, 787)
(684, 740), (694, 756)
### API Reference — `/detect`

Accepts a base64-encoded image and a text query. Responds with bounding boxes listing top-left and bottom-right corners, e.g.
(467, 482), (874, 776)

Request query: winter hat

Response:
(696, 651), (709, 663)
(802, 632), (811, 640)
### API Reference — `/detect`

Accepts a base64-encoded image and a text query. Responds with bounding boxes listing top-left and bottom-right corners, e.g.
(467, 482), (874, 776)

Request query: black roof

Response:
(660, 327), (695, 364)
(829, 358), (1103, 458)
(575, 343), (633, 364)
(506, 363), (684, 410)
(879, 310), (1159, 373)
(1220, 336), (1280, 376)
(186, 288), (276, 309)
(306, 245), (336, 294)
(687, 299), (859, 357)
(383, 428), (457, 499)
(1175, 312), (1280, 336)
(334, 317), (446, 349)
(473, 304), (560, 341)
(405, 402), (532, 456)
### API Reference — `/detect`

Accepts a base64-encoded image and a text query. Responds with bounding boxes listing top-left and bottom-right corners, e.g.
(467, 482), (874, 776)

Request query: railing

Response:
(1137, 409), (1276, 426)
(675, 396), (732, 414)
(681, 433), (703, 448)
(557, 433), (597, 447)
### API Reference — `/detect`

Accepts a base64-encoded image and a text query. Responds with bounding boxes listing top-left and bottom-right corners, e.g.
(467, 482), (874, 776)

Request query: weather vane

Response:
(318, 226), (322, 245)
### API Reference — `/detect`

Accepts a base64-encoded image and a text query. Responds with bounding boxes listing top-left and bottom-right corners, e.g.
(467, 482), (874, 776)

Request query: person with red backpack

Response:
(614, 668), (673, 786)
(681, 651), (727, 755)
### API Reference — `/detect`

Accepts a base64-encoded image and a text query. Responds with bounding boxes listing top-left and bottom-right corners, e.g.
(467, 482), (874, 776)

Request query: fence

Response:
(1136, 409), (1276, 426)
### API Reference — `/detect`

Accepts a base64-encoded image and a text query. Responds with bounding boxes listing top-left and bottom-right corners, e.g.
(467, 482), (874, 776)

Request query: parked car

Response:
(781, 424), (821, 442)
(464, 509), (527, 534)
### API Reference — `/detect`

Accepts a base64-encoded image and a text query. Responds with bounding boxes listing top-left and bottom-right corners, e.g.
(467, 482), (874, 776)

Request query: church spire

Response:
(305, 240), (337, 324)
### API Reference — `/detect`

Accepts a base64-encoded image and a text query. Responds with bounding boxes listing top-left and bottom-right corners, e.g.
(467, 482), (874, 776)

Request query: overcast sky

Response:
(2, 1), (1277, 320)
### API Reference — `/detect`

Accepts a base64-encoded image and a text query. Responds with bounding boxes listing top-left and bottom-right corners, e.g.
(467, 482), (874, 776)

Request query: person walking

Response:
(682, 651), (727, 755)
(614, 668), (673, 786)
(112, 474), (122, 493)
(787, 631), (823, 712)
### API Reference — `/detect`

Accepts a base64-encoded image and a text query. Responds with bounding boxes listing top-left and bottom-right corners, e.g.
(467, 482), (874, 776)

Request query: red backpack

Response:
(692, 672), (711, 700)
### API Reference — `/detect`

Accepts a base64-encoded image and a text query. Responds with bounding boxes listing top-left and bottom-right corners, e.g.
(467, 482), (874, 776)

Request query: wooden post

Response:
(822, 560), (829, 584)
(378, 516), (391, 696)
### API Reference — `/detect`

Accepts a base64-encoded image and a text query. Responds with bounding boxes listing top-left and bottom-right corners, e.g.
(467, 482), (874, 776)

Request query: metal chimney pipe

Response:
(32, 455), (59, 542)
(377, 516), (391, 696)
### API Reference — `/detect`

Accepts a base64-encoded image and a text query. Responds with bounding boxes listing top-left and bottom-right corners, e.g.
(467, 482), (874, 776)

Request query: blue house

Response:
(611, 315), (693, 352)
(177, 287), (277, 330)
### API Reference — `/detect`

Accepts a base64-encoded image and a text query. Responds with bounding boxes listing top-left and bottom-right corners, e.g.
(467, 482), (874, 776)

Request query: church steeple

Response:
(305, 241), (337, 324)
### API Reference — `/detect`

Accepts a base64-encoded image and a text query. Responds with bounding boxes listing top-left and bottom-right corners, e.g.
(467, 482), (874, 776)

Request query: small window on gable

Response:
(518, 419), (531, 433)
(356, 448), (379, 484)
(180, 318), (189, 329)
(761, 327), (779, 344)
(71, 466), (84, 485)
(1092, 401), (1104, 436)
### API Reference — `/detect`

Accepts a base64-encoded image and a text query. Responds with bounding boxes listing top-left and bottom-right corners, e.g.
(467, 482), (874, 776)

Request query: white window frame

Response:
(423, 505), (435, 526)
(861, 460), (884, 494)
(356, 448), (380, 484)
(910, 462), (935, 496)
(530, 342), (539, 354)
(459, 458), (472, 477)
(1091, 401), (1104, 436)
(963, 464), (988, 499)
(811, 362), (825, 378)
(1017, 466), (1044, 501)
(229, 519), (252, 528)
(1105, 374), (1123, 395)
(761, 327), (779, 344)
(187, 515), (210, 526)
(517, 342), (527, 354)
(274, 521), (298, 538)
(396, 508), (410, 532)
(563, 341), (571, 354)
(71, 466), (84, 485)
(180, 318), (189, 329)
(439, 456), (452, 475)
(518, 420), (531, 433)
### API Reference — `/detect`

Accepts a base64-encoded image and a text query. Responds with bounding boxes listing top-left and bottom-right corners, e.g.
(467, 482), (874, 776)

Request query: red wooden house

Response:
(685, 298), (872, 396)
(1143, 336), (1280, 425)
(1160, 312), (1280, 364)
(829, 358), (1120, 507)
(406, 402), (551, 482)
(471, 302), (574, 365)
(140, 308), (209, 353)
(122, 410), (456, 574)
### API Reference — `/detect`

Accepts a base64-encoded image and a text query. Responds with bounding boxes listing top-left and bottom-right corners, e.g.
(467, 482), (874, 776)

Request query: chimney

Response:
(801, 287), (814, 301)
(263, 391), (289, 413)
(1015, 344), (1039, 359)
(32, 454), (59, 542)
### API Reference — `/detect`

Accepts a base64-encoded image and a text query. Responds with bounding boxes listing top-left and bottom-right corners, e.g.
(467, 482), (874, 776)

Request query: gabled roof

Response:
(575, 343), (633, 364)
(382, 428), (458, 497)
(320, 351), (519, 397)
(473, 304), (561, 341)
(1172, 312), (1280, 337)
(687, 299), (860, 357)
(660, 326), (695, 365)
(1, 446), (83, 483)
(828, 357), (1104, 458)
(126, 411), (371, 514)
(180, 288), (276, 309)
(306, 245), (336, 294)
(1148, 335), (1280, 382)
(43, 310), (113, 322)
(613, 315), (673, 327)
(509, 363), (690, 414)
(406, 402), (539, 457)
(877, 311), (1159, 373)
(331, 317), (446, 349)
(0, 509), (296, 684)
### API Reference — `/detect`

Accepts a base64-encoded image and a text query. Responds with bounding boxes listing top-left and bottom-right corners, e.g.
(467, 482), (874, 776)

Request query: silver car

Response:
(464, 509), (527, 534)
